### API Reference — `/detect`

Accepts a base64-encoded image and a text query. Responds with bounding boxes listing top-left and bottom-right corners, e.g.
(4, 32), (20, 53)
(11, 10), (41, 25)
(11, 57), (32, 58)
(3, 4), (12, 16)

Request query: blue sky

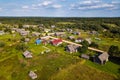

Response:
(0, 0), (120, 17)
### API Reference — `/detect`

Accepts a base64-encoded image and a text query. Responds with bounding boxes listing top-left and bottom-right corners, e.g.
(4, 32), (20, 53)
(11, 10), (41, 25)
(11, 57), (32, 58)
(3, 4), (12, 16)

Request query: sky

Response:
(0, 0), (120, 17)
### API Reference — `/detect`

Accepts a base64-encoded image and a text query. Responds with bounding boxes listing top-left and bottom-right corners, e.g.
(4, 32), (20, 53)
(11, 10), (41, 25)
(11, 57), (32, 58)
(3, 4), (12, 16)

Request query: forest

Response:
(0, 17), (120, 38)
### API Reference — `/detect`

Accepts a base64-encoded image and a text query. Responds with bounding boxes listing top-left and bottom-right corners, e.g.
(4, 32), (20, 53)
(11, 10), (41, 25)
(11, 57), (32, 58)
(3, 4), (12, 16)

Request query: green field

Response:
(0, 33), (120, 80)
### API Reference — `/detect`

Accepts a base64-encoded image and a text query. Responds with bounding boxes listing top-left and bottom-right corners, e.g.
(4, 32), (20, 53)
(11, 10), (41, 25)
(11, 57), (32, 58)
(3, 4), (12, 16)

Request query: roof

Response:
(19, 30), (30, 36)
(32, 32), (40, 36)
(51, 39), (62, 45)
(77, 37), (83, 40)
(29, 71), (37, 79)
(98, 52), (109, 62)
(66, 45), (79, 53)
(23, 50), (32, 58)
(0, 31), (5, 35)
(81, 54), (90, 59)
(36, 39), (41, 44)
(25, 38), (30, 42)
(68, 36), (75, 39)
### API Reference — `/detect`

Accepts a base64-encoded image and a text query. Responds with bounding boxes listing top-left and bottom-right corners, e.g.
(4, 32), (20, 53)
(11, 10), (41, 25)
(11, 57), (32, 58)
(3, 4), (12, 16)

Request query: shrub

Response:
(16, 43), (28, 51)
(0, 41), (5, 47)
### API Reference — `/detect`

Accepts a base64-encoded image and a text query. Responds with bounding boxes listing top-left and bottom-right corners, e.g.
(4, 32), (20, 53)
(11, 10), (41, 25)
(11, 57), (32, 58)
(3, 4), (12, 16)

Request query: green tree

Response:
(16, 43), (28, 51)
(79, 40), (89, 53)
(18, 24), (23, 29)
(89, 42), (99, 48)
(0, 41), (5, 47)
(108, 45), (120, 57)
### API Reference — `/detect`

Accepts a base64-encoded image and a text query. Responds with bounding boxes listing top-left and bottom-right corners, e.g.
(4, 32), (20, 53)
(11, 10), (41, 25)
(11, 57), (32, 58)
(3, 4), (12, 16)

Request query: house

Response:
(47, 33), (55, 36)
(16, 29), (29, 36)
(38, 24), (44, 29)
(31, 25), (38, 28)
(66, 45), (79, 53)
(66, 28), (73, 32)
(35, 39), (41, 45)
(98, 52), (109, 64)
(89, 31), (99, 35)
(81, 54), (90, 59)
(23, 25), (30, 28)
(85, 38), (92, 44)
(32, 32), (40, 36)
(20, 31), (30, 36)
(93, 52), (109, 65)
(25, 38), (30, 42)
(16, 29), (25, 33)
(23, 50), (32, 58)
(11, 28), (17, 33)
(68, 36), (75, 40)
(51, 39), (62, 46)
(40, 36), (50, 40)
(73, 32), (81, 35)
(75, 38), (83, 43)
(29, 71), (37, 79)
(51, 25), (56, 28)
(0, 31), (5, 35)
(44, 29), (51, 33)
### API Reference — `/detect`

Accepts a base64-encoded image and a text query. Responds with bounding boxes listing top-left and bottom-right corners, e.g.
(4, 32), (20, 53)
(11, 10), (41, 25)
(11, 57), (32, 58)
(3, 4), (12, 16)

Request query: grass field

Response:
(57, 22), (75, 25)
(85, 60), (120, 78)
(51, 60), (117, 80)
(0, 33), (120, 80)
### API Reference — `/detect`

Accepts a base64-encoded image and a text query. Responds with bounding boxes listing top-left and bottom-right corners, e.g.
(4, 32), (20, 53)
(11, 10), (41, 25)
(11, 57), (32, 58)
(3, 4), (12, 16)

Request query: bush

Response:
(16, 43), (28, 51)
(0, 41), (5, 47)
(89, 42), (99, 48)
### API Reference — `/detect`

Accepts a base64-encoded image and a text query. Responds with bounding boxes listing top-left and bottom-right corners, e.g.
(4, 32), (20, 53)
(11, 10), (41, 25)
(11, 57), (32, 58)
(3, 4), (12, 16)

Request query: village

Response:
(0, 23), (120, 80)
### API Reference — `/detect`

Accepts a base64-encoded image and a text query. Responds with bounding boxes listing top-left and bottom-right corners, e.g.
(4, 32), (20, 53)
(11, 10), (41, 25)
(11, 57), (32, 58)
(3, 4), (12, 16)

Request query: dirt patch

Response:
(47, 53), (60, 59)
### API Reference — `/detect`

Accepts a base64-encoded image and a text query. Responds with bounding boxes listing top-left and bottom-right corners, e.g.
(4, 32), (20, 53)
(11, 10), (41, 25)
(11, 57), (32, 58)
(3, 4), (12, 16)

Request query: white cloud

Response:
(0, 8), (2, 11)
(38, 1), (52, 6)
(22, 6), (29, 9)
(21, 0), (62, 10)
(70, 0), (119, 10)
(52, 4), (62, 8)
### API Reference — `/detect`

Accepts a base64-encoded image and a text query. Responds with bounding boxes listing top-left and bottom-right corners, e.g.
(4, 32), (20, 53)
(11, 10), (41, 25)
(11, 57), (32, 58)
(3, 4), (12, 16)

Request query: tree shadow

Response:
(109, 56), (120, 65)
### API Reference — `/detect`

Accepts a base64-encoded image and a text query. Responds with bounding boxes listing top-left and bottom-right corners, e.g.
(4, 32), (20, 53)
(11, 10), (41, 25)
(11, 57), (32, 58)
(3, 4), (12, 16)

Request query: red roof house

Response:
(51, 39), (62, 46)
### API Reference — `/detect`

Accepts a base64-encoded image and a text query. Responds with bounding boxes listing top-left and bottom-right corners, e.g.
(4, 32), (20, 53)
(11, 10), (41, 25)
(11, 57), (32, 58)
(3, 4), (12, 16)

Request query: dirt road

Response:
(48, 36), (104, 53)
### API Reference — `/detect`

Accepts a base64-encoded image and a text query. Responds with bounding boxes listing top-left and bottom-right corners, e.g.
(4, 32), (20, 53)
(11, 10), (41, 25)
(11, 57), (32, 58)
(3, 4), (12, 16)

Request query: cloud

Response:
(22, 6), (29, 9)
(52, 4), (62, 9)
(21, 0), (62, 10)
(0, 8), (2, 11)
(70, 0), (120, 10)
(38, 1), (52, 6)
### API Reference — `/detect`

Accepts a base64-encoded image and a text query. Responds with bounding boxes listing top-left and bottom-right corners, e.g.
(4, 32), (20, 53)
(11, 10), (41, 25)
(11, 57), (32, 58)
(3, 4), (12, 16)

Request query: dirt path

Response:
(48, 36), (104, 53)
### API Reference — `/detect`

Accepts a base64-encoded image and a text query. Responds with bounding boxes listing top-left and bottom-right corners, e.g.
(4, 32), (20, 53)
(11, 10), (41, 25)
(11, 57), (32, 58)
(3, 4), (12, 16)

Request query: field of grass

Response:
(51, 60), (117, 80)
(0, 33), (120, 80)
(0, 52), (81, 80)
(85, 60), (120, 78)
(57, 22), (75, 25)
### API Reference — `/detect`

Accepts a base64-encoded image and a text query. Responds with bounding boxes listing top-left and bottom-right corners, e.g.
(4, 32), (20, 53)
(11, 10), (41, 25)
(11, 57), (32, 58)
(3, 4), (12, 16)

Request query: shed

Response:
(98, 52), (109, 64)
(81, 54), (90, 59)
(25, 38), (30, 42)
(23, 50), (32, 58)
(35, 39), (41, 45)
(66, 45), (79, 53)
(32, 32), (40, 36)
(75, 38), (83, 43)
(0, 31), (5, 35)
(29, 71), (37, 79)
